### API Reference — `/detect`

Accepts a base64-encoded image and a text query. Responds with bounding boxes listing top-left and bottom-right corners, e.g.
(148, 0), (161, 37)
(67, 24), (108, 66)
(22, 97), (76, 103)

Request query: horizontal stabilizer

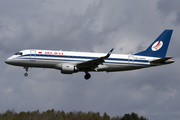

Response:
(150, 57), (174, 64)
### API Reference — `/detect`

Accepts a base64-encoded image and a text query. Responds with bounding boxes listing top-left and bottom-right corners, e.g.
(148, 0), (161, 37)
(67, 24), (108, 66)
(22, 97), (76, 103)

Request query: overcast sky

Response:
(1, 0), (180, 120)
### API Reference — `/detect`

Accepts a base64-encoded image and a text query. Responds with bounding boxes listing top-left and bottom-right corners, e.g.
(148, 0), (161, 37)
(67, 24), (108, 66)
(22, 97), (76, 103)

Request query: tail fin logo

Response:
(152, 41), (163, 51)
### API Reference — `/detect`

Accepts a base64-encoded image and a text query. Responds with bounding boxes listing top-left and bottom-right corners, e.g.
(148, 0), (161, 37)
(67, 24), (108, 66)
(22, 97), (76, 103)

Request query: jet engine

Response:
(61, 64), (79, 74)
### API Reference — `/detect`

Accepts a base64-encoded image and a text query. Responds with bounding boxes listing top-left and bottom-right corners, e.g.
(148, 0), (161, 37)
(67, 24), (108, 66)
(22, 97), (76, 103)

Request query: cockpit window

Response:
(14, 52), (23, 55)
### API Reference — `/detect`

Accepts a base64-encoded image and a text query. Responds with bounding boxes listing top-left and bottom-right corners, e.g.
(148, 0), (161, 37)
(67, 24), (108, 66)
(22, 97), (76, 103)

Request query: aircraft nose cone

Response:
(5, 59), (11, 64)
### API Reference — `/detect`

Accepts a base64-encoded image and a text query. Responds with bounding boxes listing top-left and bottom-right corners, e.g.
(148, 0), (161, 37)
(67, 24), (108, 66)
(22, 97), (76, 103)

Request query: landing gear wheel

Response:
(24, 73), (28, 77)
(23, 67), (29, 77)
(84, 73), (91, 80)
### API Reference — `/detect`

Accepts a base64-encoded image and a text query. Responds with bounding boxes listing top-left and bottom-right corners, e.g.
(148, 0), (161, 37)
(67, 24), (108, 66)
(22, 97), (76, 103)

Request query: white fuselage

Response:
(6, 49), (159, 72)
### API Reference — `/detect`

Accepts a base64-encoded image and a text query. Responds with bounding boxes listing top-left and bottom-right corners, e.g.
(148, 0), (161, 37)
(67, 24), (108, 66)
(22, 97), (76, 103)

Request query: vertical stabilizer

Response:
(134, 29), (173, 58)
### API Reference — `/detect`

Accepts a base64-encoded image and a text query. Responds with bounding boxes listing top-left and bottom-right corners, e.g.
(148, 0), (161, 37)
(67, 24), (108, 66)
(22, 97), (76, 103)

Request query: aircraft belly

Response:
(104, 63), (148, 72)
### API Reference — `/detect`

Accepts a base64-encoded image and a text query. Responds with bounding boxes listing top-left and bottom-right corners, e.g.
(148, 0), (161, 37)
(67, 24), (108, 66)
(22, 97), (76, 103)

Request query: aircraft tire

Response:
(84, 73), (91, 80)
(24, 73), (28, 77)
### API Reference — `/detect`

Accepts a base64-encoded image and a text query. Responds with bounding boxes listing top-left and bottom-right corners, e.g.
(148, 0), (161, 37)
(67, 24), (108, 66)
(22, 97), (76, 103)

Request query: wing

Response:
(77, 48), (114, 70)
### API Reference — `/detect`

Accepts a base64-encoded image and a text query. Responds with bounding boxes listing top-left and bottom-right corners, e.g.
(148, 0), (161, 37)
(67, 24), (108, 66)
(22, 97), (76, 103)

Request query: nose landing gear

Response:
(24, 67), (29, 77)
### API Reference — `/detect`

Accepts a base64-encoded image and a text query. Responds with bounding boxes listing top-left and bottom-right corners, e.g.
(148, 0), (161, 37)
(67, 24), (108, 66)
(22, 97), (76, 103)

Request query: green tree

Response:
(111, 116), (121, 120)
(102, 112), (110, 120)
(121, 112), (149, 120)
(0, 109), (149, 120)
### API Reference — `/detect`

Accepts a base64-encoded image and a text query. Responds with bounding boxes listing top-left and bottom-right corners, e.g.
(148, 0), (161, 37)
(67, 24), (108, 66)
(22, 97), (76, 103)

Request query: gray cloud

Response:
(157, 0), (180, 25)
(0, 0), (180, 120)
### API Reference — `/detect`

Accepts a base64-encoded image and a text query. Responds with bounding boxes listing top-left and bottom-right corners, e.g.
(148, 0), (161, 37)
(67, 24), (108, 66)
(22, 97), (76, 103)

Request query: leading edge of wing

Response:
(77, 48), (114, 68)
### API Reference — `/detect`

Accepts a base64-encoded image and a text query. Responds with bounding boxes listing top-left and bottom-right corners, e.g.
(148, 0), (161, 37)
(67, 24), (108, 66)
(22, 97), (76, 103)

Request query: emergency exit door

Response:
(30, 50), (36, 61)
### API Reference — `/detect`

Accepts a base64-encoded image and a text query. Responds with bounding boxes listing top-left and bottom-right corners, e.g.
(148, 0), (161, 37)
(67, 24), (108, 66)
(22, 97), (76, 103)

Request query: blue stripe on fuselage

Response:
(16, 54), (149, 66)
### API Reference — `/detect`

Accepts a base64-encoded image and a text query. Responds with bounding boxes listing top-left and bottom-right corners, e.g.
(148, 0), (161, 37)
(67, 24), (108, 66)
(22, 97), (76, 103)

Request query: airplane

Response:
(5, 29), (174, 80)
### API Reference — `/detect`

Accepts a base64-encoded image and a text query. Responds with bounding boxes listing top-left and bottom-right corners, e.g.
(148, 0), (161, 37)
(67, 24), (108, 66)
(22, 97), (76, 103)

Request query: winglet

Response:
(105, 48), (114, 57)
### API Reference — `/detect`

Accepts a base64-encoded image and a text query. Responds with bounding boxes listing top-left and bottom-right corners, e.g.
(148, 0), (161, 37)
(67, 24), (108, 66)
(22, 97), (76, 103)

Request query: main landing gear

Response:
(84, 72), (91, 80)
(24, 67), (29, 77)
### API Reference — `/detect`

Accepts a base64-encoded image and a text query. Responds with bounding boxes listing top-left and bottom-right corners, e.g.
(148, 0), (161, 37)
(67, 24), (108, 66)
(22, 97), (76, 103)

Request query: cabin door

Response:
(128, 54), (134, 66)
(30, 50), (36, 61)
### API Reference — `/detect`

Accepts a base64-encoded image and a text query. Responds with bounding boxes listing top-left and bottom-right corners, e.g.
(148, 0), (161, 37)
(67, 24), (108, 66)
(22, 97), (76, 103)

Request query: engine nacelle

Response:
(61, 64), (78, 74)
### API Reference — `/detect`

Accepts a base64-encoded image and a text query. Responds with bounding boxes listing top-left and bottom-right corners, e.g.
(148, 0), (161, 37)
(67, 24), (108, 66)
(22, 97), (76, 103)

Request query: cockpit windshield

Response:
(14, 52), (23, 55)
